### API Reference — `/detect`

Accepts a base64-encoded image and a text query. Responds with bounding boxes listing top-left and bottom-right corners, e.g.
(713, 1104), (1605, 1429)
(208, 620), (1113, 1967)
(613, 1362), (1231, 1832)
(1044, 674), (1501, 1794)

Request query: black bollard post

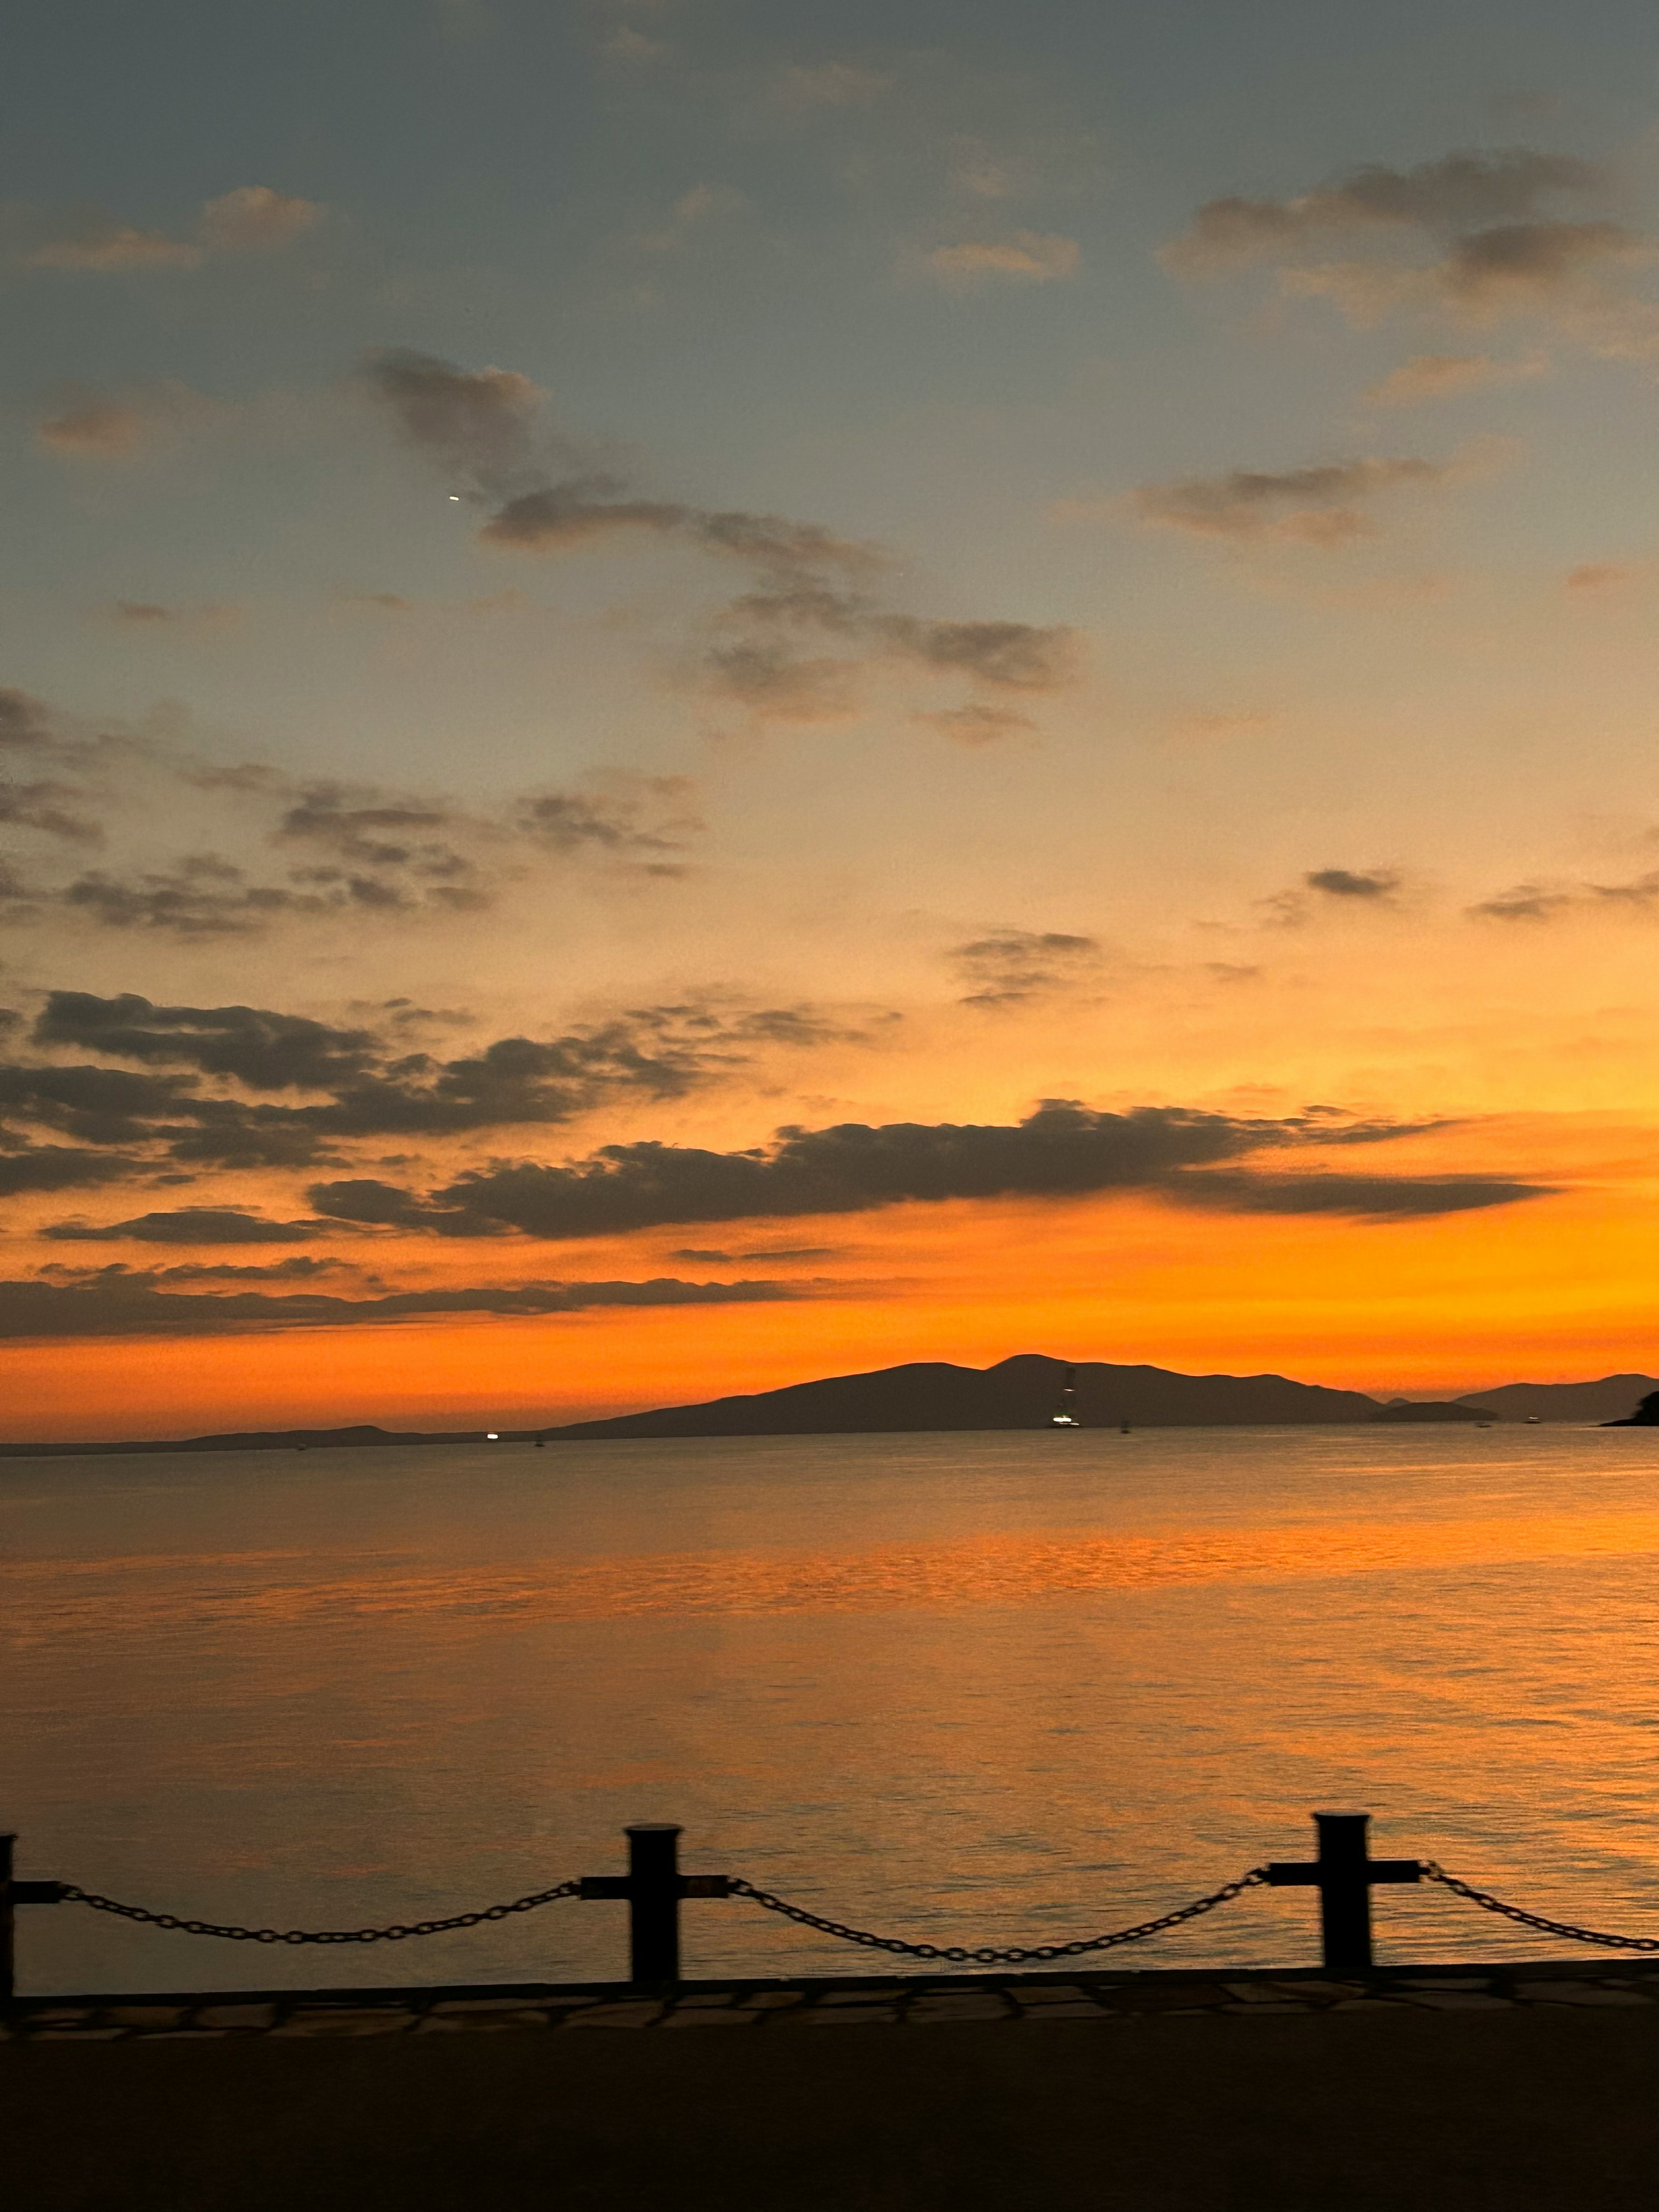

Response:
(1, 1833), (14, 2005)
(1313, 1813), (1373, 1971)
(1265, 1810), (1421, 1972)
(581, 1823), (732, 1985)
(626, 1824), (683, 1983)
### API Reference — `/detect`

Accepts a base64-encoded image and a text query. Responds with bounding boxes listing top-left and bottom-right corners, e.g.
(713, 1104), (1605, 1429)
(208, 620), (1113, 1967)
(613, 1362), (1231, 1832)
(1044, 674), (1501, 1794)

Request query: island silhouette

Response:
(11, 1357), (1656, 1456)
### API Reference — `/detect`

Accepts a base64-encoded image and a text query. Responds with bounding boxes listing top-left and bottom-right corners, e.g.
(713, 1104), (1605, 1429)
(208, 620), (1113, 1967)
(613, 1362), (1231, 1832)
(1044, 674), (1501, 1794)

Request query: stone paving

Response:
(8, 1960), (1659, 2040)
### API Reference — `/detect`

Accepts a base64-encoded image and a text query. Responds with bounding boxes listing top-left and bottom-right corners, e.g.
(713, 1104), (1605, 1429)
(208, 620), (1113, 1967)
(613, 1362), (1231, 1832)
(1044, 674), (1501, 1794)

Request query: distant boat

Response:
(1050, 1368), (1081, 1427)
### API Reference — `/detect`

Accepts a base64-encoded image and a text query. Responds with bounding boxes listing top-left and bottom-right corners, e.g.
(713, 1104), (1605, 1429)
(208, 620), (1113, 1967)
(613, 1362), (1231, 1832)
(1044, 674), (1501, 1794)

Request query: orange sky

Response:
(6, 23), (1659, 1436)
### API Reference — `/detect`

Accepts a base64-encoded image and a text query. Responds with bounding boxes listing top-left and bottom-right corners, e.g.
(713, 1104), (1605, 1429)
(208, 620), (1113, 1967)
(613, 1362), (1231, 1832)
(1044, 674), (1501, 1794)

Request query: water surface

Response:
(6, 1424), (1659, 1993)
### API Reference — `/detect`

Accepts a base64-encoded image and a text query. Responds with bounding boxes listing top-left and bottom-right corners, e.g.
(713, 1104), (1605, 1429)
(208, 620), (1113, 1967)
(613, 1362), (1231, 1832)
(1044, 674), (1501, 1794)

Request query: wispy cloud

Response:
(34, 380), (227, 464)
(1164, 146), (1658, 356)
(360, 349), (1078, 725)
(35, 400), (149, 458)
(635, 183), (744, 255)
(1469, 869), (1659, 922)
(913, 705), (1038, 746)
(949, 929), (1103, 1007)
(1131, 454), (1464, 549)
(0, 1271), (798, 1341)
(1363, 351), (1549, 405)
(17, 186), (323, 274)
(1163, 150), (1607, 276)
(0, 687), (707, 935)
(106, 601), (244, 632)
(924, 232), (1081, 287)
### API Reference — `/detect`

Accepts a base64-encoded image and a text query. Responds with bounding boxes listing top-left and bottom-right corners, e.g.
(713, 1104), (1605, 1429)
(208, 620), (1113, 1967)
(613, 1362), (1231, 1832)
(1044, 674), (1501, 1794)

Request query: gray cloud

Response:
(1164, 150), (1605, 274)
(1305, 868), (1402, 900)
(362, 350), (1077, 722)
(16, 187), (322, 275)
(1441, 220), (1634, 308)
(36, 992), (378, 1090)
(1468, 869), (1659, 923)
(306, 1098), (1529, 1240)
(36, 400), (149, 458)
(1165, 147), (1651, 350)
(58, 858), (350, 935)
(41, 1207), (337, 1245)
(0, 1273), (797, 1342)
(950, 929), (1103, 1007)
(512, 777), (702, 861)
(358, 348), (549, 496)
(108, 600), (242, 629)
(4, 987), (885, 1183)
(1134, 457), (1453, 548)
(42, 1256), (346, 1284)
(913, 705), (1038, 746)
(877, 617), (1077, 691)
(1161, 1170), (1553, 1218)
(0, 779), (101, 844)
(0, 690), (53, 747)
(0, 688), (705, 938)
(0, 1146), (141, 1197)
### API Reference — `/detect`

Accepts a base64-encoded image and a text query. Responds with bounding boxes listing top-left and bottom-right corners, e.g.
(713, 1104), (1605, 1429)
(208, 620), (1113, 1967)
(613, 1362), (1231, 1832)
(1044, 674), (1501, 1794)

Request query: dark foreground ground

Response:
(7, 1961), (1659, 2211)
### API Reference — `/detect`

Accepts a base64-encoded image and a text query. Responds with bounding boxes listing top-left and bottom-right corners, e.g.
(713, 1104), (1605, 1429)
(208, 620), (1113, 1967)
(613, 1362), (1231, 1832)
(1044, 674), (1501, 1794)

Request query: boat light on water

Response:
(1050, 1367), (1081, 1428)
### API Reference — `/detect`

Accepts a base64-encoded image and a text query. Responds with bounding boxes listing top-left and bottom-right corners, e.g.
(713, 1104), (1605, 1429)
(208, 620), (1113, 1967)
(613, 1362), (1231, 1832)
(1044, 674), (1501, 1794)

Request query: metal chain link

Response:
(725, 1869), (1270, 1964)
(56, 1878), (581, 1946)
(1422, 1863), (1659, 1953)
(44, 1858), (1659, 1962)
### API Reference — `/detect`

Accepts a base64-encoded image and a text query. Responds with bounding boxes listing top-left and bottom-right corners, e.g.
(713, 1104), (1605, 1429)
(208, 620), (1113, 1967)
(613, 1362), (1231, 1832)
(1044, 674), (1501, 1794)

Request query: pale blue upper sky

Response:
(3, 0), (1659, 1198)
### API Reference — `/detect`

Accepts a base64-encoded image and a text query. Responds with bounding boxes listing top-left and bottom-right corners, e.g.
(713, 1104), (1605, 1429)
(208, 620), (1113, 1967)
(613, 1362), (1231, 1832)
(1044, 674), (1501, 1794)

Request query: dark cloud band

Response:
(0, 1273), (797, 1341)
(307, 1100), (1548, 1239)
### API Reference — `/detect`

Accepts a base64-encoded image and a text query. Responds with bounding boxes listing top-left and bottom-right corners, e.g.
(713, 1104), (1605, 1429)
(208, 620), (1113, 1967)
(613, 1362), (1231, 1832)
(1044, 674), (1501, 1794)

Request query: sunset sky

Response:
(4, 0), (1659, 1438)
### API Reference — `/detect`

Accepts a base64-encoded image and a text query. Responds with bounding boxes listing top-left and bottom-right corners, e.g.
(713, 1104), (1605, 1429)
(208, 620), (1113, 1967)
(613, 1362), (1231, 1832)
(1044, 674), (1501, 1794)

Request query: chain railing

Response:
(52, 1878), (582, 1948)
(726, 1869), (1269, 1965)
(1420, 1863), (1659, 1954)
(9, 1815), (1659, 1999)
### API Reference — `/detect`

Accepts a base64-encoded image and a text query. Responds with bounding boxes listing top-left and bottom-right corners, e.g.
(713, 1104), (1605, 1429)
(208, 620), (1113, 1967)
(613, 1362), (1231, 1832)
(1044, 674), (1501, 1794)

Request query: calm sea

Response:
(5, 1424), (1659, 1996)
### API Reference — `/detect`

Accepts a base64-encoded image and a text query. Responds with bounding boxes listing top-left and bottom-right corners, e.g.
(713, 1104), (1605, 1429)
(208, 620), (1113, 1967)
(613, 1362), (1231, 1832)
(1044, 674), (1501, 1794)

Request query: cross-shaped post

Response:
(1, 1833), (68, 2004)
(580, 1824), (730, 1986)
(1265, 1811), (1420, 1971)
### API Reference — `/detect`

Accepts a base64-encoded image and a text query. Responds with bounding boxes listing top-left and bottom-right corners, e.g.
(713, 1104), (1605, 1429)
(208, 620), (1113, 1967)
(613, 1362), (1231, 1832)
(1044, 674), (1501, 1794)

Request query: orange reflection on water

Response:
(12, 1504), (1659, 1641)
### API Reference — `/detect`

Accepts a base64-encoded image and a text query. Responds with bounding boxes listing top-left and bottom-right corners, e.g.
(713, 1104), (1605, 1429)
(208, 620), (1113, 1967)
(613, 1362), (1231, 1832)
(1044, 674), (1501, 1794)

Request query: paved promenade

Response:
(8, 1954), (1659, 2038)
(9, 1961), (1659, 2210)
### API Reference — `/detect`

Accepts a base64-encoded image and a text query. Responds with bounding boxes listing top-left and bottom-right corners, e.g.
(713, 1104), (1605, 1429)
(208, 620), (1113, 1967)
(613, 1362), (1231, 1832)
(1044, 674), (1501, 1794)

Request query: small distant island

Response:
(6, 1357), (1657, 1457)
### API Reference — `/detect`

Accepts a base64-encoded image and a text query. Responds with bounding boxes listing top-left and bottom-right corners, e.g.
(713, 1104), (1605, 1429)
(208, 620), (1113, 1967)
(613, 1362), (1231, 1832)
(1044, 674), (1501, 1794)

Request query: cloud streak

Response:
(18, 187), (323, 273)
(0, 689), (704, 936)
(1164, 146), (1657, 355)
(1163, 150), (1607, 276)
(925, 232), (1081, 286)
(950, 930), (1103, 1007)
(1469, 870), (1659, 923)
(304, 1099), (1544, 1240)
(1133, 455), (1461, 549)
(2, 985), (885, 1186)
(359, 350), (1078, 724)
(0, 1272), (798, 1341)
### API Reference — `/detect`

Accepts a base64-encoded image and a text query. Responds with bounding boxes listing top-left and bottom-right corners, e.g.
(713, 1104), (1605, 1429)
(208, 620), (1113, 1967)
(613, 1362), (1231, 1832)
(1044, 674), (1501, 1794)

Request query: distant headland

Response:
(4, 1356), (1658, 1457)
